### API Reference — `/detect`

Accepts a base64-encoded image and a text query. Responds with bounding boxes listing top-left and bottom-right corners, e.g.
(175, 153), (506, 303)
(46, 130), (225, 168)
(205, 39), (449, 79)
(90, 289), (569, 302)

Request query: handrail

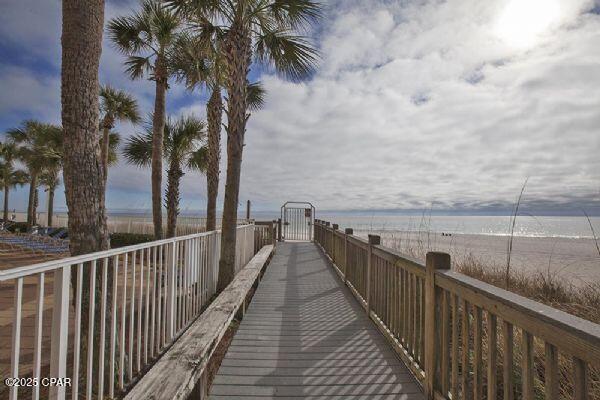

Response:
(124, 245), (274, 400)
(437, 270), (600, 364)
(0, 224), (258, 400)
(0, 225), (252, 281)
(314, 219), (600, 400)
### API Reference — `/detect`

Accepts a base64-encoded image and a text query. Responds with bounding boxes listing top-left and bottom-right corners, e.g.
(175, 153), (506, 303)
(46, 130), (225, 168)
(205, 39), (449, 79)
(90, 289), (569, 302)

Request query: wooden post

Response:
(424, 252), (451, 399)
(344, 228), (353, 283)
(331, 224), (338, 263)
(271, 220), (277, 246)
(246, 200), (251, 220)
(324, 222), (330, 253)
(277, 218), (282, 242)
(366, 234), (380, 314)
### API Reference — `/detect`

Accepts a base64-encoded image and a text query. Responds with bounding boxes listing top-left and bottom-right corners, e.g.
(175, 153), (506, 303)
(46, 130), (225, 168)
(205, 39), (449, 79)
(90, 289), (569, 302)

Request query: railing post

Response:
(424, 252), (451, 399)
(212, 231), (219, 295)
(324, 222), (330, 252)
(344, 228), (353, 283)
(166, 241), (177, 340)
(331, 224), (338, 263)
(277, 218), (282, 242)
(49, 265), (71, 400)
(366, 234), (380, 314)
(271, 220), (277, 246)
(241, 225), (247, 269)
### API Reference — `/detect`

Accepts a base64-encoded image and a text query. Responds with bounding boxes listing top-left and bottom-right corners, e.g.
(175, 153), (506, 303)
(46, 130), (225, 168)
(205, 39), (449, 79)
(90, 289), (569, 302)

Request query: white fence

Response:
(0, 224), (255, 400)
(48, 214), (251, 236)
(7, 212), (250, 236)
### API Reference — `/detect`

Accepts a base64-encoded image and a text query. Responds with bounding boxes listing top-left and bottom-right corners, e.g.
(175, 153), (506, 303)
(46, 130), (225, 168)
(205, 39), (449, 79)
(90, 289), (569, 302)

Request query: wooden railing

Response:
(0, 224), (256, 400)
(314, 219), (600, 400)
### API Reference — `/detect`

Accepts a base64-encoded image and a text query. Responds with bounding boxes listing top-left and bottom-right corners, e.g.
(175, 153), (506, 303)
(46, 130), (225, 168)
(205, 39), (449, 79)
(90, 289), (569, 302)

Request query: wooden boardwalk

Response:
(210, 242), (424, 399)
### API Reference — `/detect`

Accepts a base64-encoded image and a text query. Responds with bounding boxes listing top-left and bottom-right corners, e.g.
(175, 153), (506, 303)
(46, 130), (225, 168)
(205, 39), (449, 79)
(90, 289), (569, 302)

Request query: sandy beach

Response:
(356, 230), (600, 286)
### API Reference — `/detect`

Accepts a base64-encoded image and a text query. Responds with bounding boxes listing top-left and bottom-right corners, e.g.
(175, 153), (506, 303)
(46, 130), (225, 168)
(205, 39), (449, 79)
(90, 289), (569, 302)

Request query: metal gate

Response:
(281, 201), (315, 241)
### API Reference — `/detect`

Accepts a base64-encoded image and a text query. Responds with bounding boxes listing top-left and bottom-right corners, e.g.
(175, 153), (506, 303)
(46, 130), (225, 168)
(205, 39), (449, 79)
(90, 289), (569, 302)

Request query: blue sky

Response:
(1, 0), (600, 216)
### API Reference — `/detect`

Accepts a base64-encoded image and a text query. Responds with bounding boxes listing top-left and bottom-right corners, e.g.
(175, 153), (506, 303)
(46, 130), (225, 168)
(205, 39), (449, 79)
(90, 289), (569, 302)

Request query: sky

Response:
(0, 0), (599, 215)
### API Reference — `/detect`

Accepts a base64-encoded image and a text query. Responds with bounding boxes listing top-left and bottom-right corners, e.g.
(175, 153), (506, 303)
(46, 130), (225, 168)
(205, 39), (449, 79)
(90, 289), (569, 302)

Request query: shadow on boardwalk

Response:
(210, 242), (424, 399)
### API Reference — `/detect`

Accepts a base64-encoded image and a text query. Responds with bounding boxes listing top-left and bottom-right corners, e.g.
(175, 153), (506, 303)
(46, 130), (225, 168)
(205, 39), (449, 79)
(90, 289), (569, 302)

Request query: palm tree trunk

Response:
(101, 122), (110, 184)
(166, 162), (183, 238)
(62, 0), (110, 392)
(217, 29), (251, 292)
(27, 172), (38, 229)
(62, 0), (108, 254)
(3, 185), (9, 222)
(33, 187), (38, 226)
(47, 187), (55, 227)
(206, 87), (222, 232)
(151, 55), (167, 239)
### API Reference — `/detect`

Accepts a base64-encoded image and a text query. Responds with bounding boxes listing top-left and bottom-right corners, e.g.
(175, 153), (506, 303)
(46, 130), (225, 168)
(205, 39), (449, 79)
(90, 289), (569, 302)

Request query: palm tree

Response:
(168, 0), (321, 291)
(39, 171), (60, 227)
(0, 142), (28, 222)
(172, 33), (222, 232)
(100, 85), (140, 183)
(108, 0), (183, 239)
(62, 0), (109, 255)
(35, 123), (63, 228)
(123, 116), (207, 237)
(7, 121), (62, 229)
(173, 34), (266, 232)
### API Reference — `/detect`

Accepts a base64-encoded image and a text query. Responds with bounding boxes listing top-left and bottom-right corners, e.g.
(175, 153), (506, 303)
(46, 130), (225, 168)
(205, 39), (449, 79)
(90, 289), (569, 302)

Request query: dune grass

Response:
(384, 235), (600, 399)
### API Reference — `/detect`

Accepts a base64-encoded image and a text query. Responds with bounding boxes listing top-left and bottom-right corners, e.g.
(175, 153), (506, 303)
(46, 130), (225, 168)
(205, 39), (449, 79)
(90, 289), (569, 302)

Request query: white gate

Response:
(280, 201), (315, 241)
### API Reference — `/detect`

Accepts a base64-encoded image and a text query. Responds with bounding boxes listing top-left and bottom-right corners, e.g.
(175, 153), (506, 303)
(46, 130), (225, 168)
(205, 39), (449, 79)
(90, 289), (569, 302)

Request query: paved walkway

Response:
(210, 242), (424, 399)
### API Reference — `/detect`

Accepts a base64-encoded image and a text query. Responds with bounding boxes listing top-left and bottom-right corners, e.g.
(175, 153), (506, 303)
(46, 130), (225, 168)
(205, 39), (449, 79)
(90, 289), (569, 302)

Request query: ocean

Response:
(249, 211), (600, 239)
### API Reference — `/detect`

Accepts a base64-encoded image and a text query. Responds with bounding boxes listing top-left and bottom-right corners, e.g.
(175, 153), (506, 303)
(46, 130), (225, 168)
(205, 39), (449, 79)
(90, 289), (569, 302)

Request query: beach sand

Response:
(356, 230), (600, 286)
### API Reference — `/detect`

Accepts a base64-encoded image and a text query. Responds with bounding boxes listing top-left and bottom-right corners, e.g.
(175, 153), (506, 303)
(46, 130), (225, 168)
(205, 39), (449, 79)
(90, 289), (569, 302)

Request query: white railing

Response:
(0, 224), (255, 400)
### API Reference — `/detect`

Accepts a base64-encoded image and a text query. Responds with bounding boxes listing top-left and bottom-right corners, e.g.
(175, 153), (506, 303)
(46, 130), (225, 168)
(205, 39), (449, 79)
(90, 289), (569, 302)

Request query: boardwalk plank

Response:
(209, 242), (423, 400)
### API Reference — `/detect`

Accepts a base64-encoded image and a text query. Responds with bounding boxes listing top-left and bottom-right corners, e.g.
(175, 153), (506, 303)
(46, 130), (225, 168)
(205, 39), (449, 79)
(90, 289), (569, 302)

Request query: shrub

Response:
(6, 222), (29, 233)
(109, 233), (155, 248)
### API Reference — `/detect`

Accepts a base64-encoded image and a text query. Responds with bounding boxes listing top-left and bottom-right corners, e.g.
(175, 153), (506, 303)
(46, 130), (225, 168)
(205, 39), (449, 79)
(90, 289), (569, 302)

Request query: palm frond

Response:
(247, 81), (266, 111)
(170, 115), (206, 160)
(165, 0), (224, 21)
(11, 169), (29, 186)
(266, 0), (322, 30)
(125, 55), (154, 80)
(100, 85), (141, 124)
(122, 130), (154, 168)
(170, 33), (212, 89)
(0, 140), (19, 165)
(109, 0), (185, 82)
(39, 169), (61, 190)
(187, 146), (208, 172)
(0, 162), (29, 188)
(6, 121), (63, 173)
(147, 0), (181, 48)
(255, 29), (319, 82)
(6, 126), (30, 144)
(107, 14), (149, 55)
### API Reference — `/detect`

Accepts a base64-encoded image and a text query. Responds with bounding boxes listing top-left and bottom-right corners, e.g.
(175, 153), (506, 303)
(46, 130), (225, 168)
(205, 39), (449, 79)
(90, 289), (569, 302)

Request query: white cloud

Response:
(1, 0), (599, 214)
(0, 65), (61, 123)
(241, 0), (600, 210)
